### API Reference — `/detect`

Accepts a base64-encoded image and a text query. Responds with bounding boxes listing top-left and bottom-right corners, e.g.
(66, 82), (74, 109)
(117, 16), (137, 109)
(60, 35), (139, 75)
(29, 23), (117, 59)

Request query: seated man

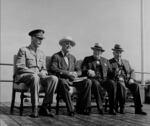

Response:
(50, 36), (91, 116)
(109, 44), (147, 115)
(81, 43), (117, 115)
(15, 29), (58, 118)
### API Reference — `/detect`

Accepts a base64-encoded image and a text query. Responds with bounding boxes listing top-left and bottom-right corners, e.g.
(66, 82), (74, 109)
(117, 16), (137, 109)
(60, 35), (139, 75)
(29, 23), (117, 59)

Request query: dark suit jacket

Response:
(109, 58), (135, 82)
(50, 51), (81, 80)
(81, 55), (111, 80)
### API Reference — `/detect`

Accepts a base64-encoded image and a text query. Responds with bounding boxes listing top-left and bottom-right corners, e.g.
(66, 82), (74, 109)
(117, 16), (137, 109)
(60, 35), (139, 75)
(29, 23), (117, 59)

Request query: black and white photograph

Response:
(0, 0), (150, 126)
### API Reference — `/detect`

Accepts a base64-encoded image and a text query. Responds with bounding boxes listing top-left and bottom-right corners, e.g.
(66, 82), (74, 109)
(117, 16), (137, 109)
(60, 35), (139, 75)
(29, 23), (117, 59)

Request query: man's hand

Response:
(38, 70), (47, 78)
(129, 79), (134, 84)
(87, 69), (96, 77)
(69, 72), (78, 78)
(67, 72), (77, 81)
(118, 77), (124, 82)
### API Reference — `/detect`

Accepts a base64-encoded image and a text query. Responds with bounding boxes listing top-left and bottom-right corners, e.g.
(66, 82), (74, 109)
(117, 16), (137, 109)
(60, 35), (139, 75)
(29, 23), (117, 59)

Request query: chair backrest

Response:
(45, 56), (51, 72)
(13, 55), (29, 91)
(13, 55), (17, 78)
(76, 60), (82, 70)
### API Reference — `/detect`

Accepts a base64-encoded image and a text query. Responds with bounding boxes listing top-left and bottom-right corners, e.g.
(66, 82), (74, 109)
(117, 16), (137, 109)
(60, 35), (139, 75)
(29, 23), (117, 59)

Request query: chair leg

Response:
(20, 92), (24, 116)
(56, 94), (60, 115)
(10, 90), (16, 114)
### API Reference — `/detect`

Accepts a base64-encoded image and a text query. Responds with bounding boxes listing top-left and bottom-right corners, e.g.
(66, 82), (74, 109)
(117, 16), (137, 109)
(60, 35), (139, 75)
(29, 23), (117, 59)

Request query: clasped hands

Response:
(38, 70), (48, 78)
(68, 71), (78, 81)
(87, 69), (96, 77)
(128, 78), (134, 84)
(118, 77), (134, 85)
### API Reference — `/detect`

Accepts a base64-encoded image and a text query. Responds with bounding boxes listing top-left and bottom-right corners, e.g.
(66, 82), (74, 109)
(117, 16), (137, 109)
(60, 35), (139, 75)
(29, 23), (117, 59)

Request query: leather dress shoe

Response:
(68, 111), (75, 116)
(120, 108), (125, 114)
(83, 108), (91, 115)
(135, 109), (147, 115)
(83, 111), (90, 115)
(109, 109), (116, 115)
(39, 107), (55, 117)
(98, 108), (104, 115)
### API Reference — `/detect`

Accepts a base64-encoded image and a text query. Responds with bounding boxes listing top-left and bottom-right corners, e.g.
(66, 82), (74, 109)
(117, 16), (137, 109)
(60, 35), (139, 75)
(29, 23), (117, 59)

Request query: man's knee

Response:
(47, 75), (58, 87)
(49, 75), (58, 82)
(92, 79), (100, 87)
(108, 79), (117, 87)
(84, 79), (92, 87)
(128, 82), (139, 91)
(82, 79), (92, 89)
(30, 74), (40, 85)
(103, 79), (117, 91)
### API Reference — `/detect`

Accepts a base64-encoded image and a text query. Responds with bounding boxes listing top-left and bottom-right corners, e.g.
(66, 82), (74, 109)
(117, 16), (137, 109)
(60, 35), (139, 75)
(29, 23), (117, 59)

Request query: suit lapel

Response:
(121, 59), (128, 73)
(112, 58), (119, 68)
(61, 52), (69, 69)
(67, 54), (71, 70)
(92, 56), (97, 70)
(59, 51), (68, 69)
(100, 58), (105, 75)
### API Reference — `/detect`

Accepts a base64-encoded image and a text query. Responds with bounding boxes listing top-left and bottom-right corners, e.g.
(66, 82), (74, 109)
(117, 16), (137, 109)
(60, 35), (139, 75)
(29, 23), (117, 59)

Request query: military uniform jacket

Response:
(81, 55), (111, 80)
(15, 45), (46, 83)
(50, 51), (81, 80)
(109, 58), (135, 82)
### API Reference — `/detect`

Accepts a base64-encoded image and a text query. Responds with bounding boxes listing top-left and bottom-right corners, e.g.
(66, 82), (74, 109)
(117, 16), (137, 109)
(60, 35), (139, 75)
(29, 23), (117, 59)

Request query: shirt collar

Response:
(93, 55), (101, 60)
(115, 58), (121, 62)
(61, 50), (69, 57)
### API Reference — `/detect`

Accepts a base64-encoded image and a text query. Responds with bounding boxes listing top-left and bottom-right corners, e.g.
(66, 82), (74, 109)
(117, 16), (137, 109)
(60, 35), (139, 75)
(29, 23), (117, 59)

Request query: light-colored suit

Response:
(15, 45), (58, 106)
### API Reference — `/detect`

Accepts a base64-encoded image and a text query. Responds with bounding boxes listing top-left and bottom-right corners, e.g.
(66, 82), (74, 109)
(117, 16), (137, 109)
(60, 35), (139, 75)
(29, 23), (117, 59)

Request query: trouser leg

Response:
(91, 79), (103, 110)
(117, 81), (126, 110)
(126, 83), (142, 110)
(76, 79), (92, 112)
(29, 74), (40, 107)
(18, 74), (40, 107)
(58, 79), (74, 112)
(41, 75), (58, 105)
(102, 80), (117, 111)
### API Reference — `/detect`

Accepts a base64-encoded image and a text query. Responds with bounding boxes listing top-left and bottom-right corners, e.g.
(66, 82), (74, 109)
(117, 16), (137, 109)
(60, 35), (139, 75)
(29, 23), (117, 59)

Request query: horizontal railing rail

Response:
(0, 63), (13, 66)
(0, 63), (13, 82)
(135, 71), (150, 75)
(0, 62), (150, 84)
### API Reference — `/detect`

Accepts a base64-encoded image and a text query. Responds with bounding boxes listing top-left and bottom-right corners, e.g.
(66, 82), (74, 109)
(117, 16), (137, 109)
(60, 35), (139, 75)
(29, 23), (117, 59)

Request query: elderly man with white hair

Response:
(50, 36), (91, 116)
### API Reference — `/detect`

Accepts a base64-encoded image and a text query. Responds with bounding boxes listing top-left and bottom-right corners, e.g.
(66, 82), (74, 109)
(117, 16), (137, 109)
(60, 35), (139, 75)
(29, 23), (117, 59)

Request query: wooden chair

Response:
(10, 55), (51, 116)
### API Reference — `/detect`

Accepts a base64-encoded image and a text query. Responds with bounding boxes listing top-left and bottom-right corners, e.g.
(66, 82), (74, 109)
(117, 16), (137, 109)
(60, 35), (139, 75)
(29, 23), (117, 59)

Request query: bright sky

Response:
(1, 0), (150, 80)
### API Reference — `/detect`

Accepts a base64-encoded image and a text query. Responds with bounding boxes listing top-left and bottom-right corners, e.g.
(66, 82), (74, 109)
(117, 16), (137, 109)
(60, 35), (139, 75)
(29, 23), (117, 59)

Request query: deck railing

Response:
(0, 62), (150, 84)
(0, 63), (13, 82)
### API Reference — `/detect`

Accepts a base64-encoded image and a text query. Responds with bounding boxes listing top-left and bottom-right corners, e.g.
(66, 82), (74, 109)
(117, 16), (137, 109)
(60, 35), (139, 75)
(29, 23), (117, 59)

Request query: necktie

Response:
(64, 56), (69, 65)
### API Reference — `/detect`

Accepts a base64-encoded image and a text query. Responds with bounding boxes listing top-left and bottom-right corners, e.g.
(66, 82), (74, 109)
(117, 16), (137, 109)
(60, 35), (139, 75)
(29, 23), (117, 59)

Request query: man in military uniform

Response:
(81, 43), (117, 115)
(15, 29), (58, 118)
(109, 44), (147, 115)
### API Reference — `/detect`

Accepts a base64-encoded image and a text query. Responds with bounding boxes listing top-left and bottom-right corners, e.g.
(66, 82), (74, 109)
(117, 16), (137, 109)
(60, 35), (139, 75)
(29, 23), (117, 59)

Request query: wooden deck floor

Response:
(0, 102), (150, 126)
